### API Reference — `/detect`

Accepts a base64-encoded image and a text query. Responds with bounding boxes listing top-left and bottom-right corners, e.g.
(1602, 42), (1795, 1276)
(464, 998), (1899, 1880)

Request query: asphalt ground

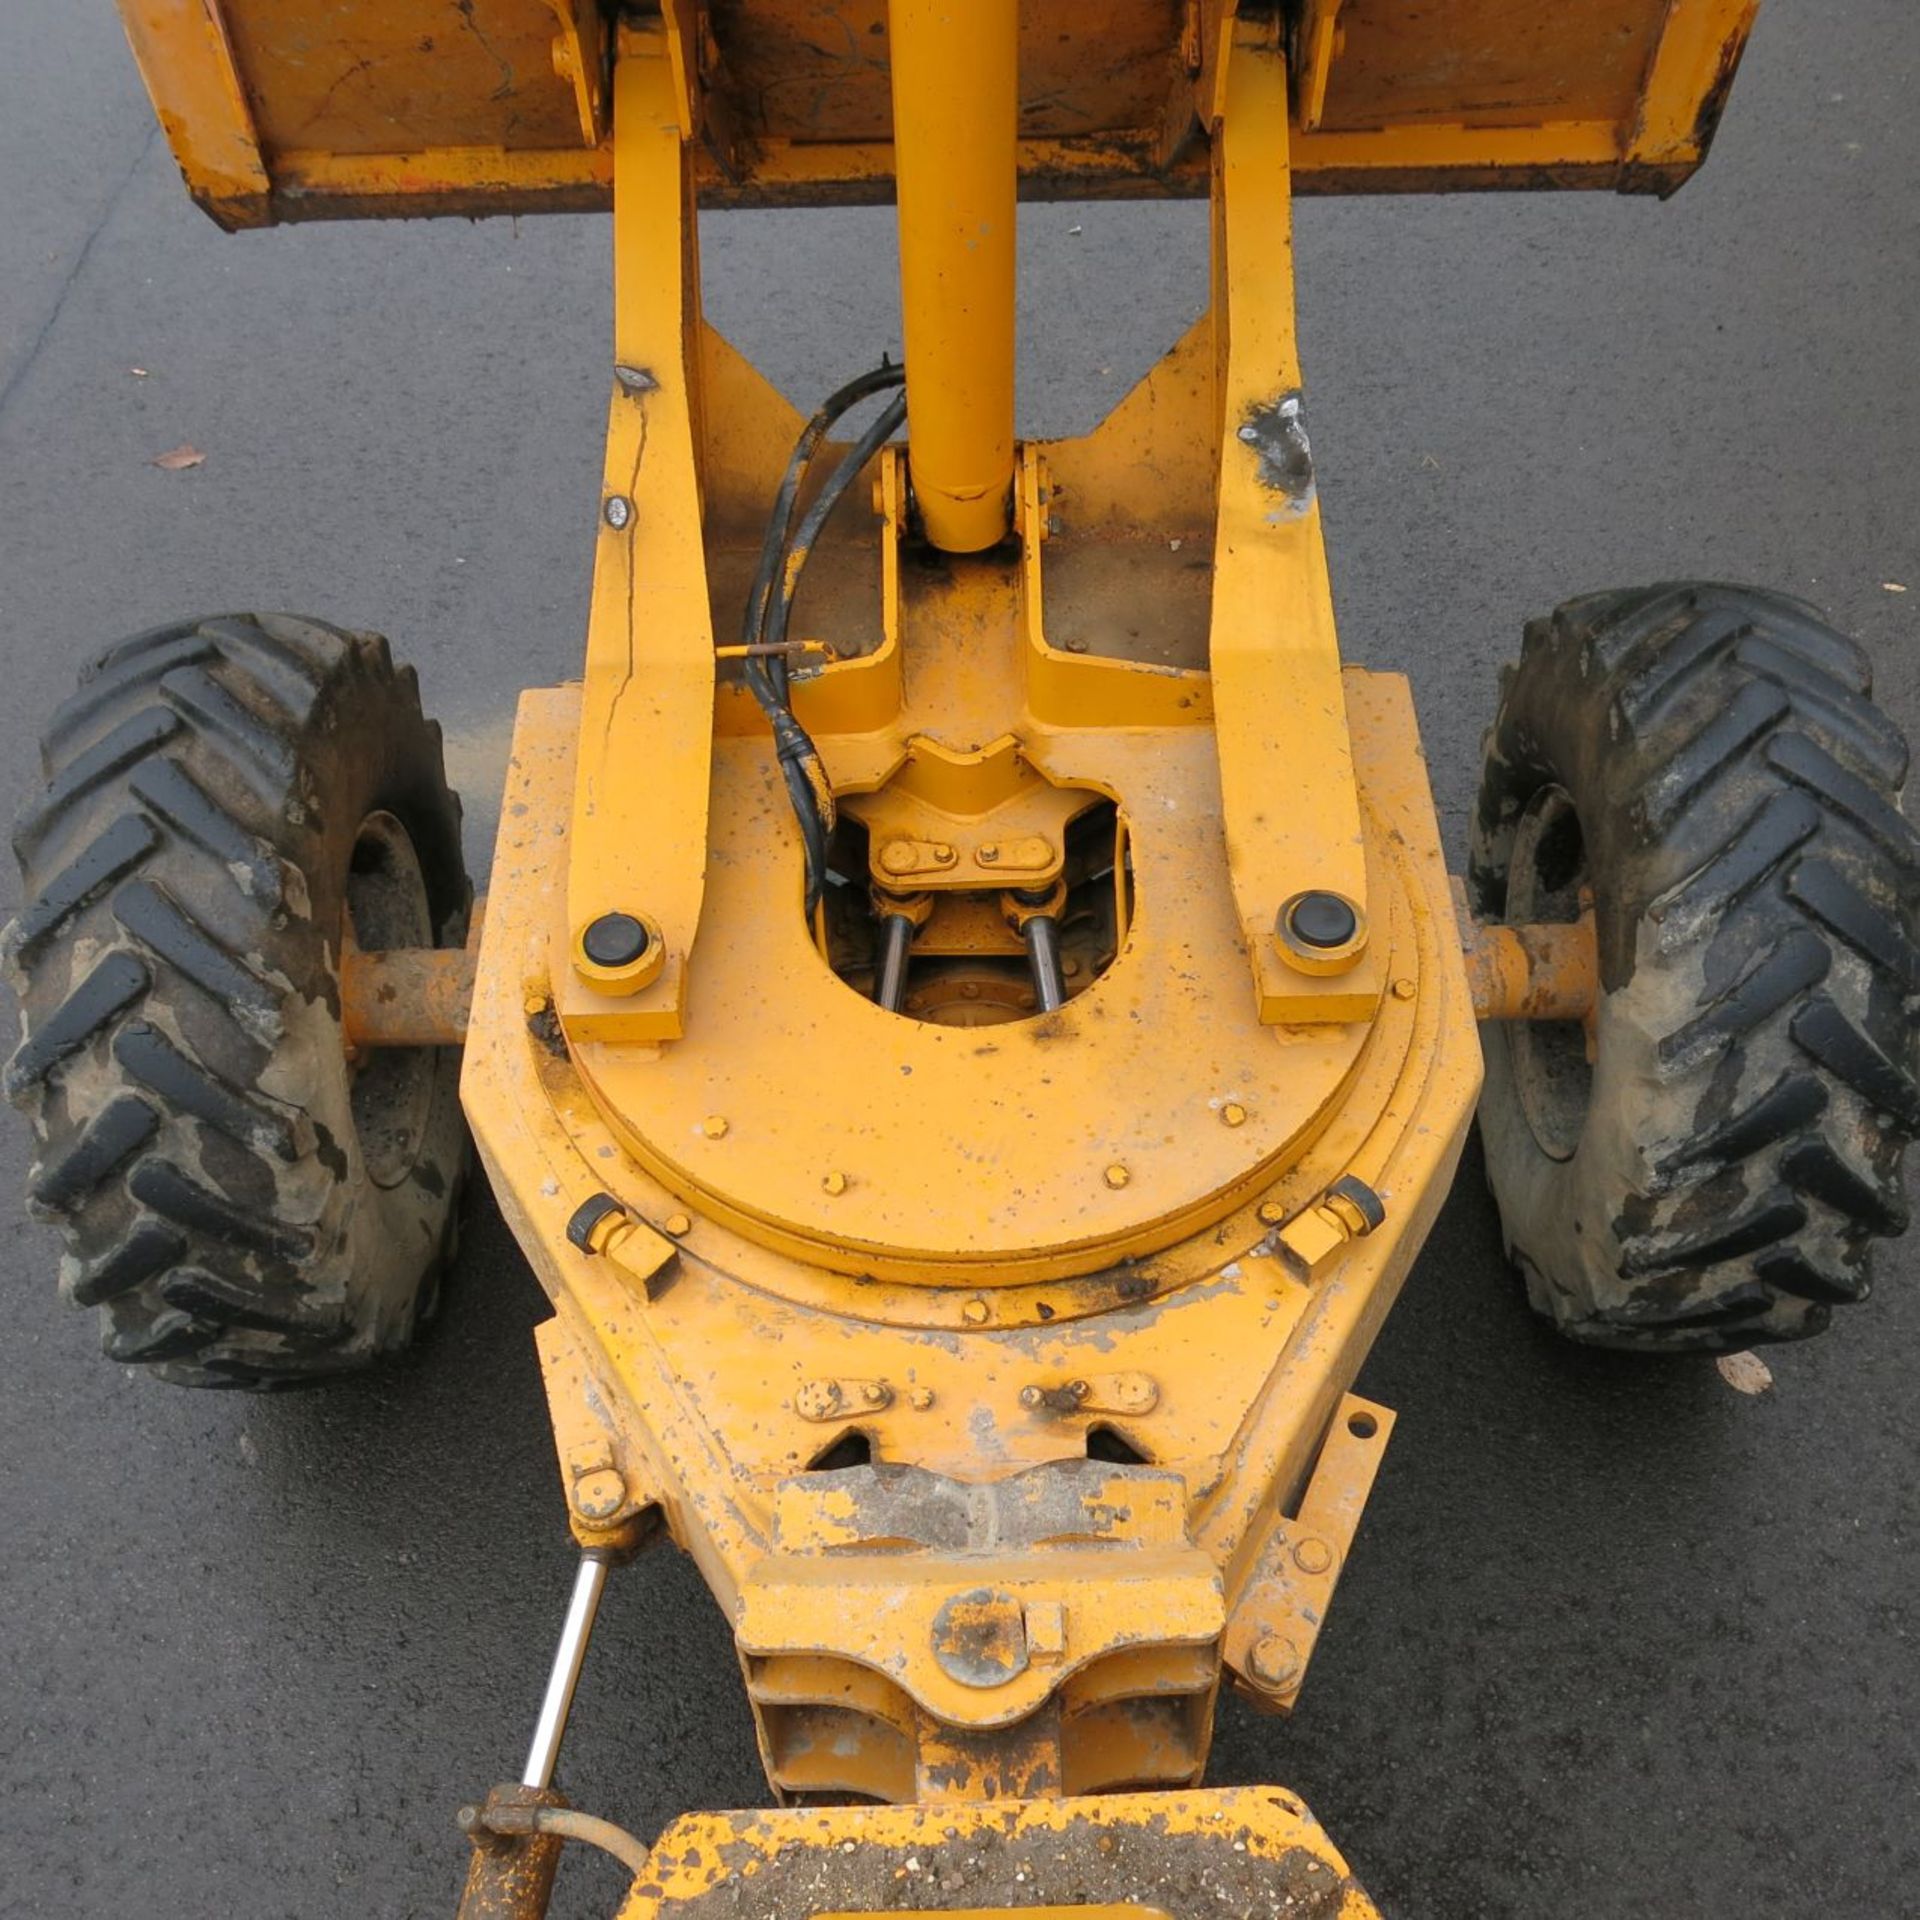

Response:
(1, 4), (1916, 1916)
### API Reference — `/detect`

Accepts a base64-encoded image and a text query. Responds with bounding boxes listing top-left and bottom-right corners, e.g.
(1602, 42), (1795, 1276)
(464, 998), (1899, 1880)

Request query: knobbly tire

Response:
(1471, 583), (1920, 1350)
(4, 614), (470, 1386)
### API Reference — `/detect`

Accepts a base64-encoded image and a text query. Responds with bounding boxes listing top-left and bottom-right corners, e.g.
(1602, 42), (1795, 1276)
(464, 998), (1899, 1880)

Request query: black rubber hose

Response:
(761, 388), (908, 670)
(742, 361), (904, 707)
(748, 381), (909, 916)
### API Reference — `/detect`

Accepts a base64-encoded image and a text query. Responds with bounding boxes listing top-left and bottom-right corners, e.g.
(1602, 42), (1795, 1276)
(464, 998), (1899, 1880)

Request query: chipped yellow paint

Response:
(612, 1789), (1381, 1920)
(116, 0), (1758, 225)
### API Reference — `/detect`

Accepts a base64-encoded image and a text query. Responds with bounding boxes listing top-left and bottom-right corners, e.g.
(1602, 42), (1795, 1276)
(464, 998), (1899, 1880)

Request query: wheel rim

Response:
(345, 810), (438, 1191)
(1505, 784), (1593, 1163)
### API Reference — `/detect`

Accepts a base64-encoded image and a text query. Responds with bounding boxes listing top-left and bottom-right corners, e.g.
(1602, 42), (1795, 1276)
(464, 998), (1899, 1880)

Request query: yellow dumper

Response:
(13, 3), (1915, 1915)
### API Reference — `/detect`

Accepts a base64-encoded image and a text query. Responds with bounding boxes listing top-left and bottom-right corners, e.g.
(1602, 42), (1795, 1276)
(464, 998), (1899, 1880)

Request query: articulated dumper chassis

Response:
(11, 3), (1917, 1915)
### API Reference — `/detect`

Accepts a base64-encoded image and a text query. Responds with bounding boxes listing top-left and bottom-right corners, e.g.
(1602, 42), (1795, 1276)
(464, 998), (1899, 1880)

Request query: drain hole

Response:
(1085, 1424), (1150, 1465)
(808, 1431), (874, 1472)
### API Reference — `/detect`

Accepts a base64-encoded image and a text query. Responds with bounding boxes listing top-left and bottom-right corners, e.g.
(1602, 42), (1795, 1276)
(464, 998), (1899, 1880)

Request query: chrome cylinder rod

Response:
(874, 912), (915, 1013)
(521, 1552), (612, 1791)
(1023, 915), (1067, 1014)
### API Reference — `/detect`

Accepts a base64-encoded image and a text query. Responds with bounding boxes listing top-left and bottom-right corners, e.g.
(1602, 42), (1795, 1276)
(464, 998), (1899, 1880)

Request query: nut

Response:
(1247, 1632), (1301, 1689)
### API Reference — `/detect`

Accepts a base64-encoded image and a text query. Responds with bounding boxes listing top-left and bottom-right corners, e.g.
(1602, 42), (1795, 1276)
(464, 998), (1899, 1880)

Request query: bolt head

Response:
(821, 1170), (848, 1196)
(1283, 891), (1360, 951)
(1020, 1385), (1044, 1409)
(1391, 977), (1416, 1001)
(1292, 1536), (1335, 1576)
(582, 912), (650, 968)
(603, 494), (633, 529)
(701, 1114), (730, 1140)
(664, 1212), (692, 1236)
(1221, 1101), (1248, 1128)
(1248, 1631), (1302, 1689)
(908, 1387), (935, 1410)
(1257, 1201), (1286, 1227)
(1104, 1163), (1131, 1190)
(962, 1297), (990, 1325)
(571, 1469), (626, 1522)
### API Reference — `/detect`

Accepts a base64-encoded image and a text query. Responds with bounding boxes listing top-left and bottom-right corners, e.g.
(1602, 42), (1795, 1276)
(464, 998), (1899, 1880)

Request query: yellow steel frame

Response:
(454, 0), (1487, 1844)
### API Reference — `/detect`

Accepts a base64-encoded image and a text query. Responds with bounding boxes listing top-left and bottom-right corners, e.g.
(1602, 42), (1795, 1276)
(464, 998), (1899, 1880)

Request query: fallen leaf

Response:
(150, 443), (204, 471)
(1715, 1350), (1773, 1395)
(1884, 581), (1908, 594)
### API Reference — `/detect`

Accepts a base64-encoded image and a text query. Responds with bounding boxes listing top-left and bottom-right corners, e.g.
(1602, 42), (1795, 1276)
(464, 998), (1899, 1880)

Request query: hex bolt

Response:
(1221, 1101), (1248, 1127)
(1258, 1201), (1286, 1226)
(570, 1469), (626, 1523)
(1104, 1163), (1131, 1190)
(821, 1170), (848, 1196)
(1248, 1632), (1302, 1689)
(907, 1387), (935, 1410)
(701, 1114), (730, 1140)
(603, 494), (633, 530)
(664, 1212), (692, 1236)
(1391, 977), (1416, 1001)
(860, 1381), (890, 1407)
(1292, 1536), (1335, 1576)
(582, 912), (650, 968)
(1282, 891), (1360, 950)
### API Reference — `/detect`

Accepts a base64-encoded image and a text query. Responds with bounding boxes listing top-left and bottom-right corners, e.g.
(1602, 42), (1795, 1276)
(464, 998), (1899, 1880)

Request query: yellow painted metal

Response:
(467, 651), (1481, 1799)
(1631, 0), (1765, 171)
(1461, 910), (1601, 1026)
(113, 0), (1761, 228)
(613, 1789), (1379, 1920)
(559, 29), (713, 1043)
(887, 0), (1018, 554)
(1207, 27), (1376, 1025)
(115, 0), (267, 227)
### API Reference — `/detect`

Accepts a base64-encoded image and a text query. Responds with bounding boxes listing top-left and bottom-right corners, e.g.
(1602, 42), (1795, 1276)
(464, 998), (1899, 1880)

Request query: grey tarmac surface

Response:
(1, 3), (1916, 1916)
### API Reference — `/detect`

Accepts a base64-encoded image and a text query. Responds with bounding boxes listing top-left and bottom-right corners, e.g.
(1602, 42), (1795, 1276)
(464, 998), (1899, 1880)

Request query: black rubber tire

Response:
(4, 614), (470, 1387)
(1470, 583), (1920, 1350)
